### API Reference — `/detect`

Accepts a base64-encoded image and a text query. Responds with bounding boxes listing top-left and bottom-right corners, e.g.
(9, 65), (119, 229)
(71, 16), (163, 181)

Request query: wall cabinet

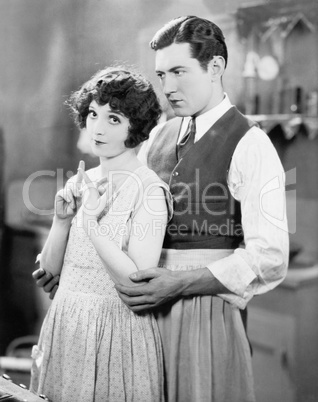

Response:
(249, 267), (318, 402)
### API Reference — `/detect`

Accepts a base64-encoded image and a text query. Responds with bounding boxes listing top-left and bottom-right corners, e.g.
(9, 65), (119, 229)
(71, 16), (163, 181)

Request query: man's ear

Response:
(208, 56), (225, 81)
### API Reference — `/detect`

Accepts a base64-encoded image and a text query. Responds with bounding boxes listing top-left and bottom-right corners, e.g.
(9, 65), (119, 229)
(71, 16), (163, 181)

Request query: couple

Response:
(30, 16), (288, 402)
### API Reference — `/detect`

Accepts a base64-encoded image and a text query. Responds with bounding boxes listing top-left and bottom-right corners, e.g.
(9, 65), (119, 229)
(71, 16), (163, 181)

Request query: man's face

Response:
(155, 42), (215, 117)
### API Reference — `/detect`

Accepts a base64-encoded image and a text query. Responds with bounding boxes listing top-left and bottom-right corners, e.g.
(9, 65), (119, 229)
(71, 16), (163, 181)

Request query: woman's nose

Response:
(94, 119), (106, 136)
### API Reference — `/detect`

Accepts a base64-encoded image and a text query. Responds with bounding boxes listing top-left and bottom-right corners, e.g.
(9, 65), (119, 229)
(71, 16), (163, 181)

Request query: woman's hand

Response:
(55, 160), (85, 221)
(79, 167), (114, 221)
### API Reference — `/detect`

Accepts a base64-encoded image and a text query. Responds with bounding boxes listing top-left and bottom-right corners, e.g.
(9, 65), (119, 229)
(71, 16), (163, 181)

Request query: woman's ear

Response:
(208, 56), (225, 82)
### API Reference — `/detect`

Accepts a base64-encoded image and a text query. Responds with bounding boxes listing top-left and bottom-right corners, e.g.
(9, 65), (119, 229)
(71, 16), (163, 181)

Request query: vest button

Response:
(173, 171), (179, 176)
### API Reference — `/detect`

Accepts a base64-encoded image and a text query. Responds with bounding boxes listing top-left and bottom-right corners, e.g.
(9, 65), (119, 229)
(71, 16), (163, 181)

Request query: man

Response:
(34, 16), (288, 402)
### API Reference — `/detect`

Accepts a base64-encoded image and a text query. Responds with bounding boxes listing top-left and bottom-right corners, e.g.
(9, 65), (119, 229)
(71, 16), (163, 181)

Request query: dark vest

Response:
(148, 107), (256, 249)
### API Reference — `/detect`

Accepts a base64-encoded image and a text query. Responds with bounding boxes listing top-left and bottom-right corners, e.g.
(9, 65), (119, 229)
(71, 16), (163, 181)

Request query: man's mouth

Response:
(169, 99), (183, 106)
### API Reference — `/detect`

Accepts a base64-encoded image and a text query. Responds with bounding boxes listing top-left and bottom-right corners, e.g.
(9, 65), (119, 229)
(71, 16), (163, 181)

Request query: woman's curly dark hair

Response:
(66, 67), (162, 148)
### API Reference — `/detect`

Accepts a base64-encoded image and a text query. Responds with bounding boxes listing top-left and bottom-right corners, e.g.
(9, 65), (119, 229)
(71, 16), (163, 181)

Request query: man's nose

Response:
(163, 75), (177, 96)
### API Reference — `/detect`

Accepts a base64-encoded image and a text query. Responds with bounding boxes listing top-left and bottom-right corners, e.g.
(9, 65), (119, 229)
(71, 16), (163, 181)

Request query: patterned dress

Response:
(30, 165), (170, 402)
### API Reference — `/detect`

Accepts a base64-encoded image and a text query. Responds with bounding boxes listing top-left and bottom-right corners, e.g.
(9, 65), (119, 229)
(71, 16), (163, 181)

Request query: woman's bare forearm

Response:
(40, 217), (71, 276)
(85, 219), (138, 285)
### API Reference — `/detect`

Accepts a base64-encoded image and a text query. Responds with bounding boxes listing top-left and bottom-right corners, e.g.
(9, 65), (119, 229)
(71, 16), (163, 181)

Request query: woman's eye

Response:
(88, 110), (97, 117)
(109, 115), (120, 124)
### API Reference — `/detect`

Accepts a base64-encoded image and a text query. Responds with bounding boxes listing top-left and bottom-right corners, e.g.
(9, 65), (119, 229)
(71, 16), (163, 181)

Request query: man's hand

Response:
(115, 268), (184, 312)
(115, 267), (230, 312)
(32, 268), (60, 300)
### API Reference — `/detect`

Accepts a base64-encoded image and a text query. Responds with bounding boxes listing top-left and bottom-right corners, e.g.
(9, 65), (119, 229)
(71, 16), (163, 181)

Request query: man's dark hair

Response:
(66, 67), (162, 148)
(150, 16), (228, 70)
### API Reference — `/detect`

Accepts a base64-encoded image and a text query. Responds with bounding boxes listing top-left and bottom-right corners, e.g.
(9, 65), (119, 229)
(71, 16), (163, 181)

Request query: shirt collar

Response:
(179, 93), (233, 143)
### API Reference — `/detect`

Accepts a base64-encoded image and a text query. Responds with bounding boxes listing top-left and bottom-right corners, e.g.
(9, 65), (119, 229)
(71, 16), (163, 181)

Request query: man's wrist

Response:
(179, 267), (230, 297)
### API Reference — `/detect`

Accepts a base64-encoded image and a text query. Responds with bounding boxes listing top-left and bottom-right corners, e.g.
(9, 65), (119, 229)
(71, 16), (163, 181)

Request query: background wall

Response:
(0, 0), (255, 187)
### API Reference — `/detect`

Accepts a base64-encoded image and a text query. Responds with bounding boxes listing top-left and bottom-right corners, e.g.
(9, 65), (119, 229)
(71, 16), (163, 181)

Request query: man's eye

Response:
(156, 73), (164, 79)
(175, 70), (184, 76)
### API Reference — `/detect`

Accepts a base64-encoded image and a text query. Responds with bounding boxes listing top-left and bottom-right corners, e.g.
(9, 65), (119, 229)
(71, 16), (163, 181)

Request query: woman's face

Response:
(86, 101), (130, 159)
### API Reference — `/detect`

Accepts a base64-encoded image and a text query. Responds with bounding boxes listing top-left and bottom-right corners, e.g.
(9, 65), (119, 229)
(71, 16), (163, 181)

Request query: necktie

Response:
(177, 117), (196, 161)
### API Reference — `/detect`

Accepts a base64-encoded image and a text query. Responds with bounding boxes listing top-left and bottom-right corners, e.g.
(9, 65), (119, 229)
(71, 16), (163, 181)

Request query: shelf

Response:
(246, 114), (318, 139)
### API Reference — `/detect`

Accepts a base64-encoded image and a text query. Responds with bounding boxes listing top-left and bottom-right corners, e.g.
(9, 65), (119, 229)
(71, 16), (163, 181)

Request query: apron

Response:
(155, 248), (255, 402)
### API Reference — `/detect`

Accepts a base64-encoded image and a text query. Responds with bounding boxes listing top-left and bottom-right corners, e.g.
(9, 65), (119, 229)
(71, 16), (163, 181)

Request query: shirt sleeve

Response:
(207, 126), (289, 309)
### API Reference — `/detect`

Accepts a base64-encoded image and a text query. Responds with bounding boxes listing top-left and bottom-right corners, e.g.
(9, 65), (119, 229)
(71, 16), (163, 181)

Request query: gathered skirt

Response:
(29, 276), (164, 402)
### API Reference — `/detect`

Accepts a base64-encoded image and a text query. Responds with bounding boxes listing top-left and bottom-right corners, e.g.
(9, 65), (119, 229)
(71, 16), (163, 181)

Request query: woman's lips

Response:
(93, 139), (106, 145)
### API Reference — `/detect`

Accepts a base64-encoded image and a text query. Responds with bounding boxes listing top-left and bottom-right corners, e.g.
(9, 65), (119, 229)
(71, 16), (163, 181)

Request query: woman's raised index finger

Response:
(76, 160), (85, 183)
(79, 168), (93, 186)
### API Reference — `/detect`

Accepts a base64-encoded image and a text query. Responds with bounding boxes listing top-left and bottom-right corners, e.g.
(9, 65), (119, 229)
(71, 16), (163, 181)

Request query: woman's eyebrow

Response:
(109, 109), (125, 117)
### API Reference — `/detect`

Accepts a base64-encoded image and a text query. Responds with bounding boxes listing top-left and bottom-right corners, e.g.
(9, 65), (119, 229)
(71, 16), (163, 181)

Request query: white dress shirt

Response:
(138, 94), (289, 308)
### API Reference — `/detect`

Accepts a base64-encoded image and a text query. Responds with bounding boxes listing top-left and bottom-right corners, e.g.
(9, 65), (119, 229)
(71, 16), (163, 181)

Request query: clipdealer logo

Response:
(21, 167), (296, 236)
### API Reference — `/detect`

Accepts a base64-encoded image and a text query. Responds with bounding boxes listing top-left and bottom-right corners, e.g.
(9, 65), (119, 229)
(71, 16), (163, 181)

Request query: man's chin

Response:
(171, 108), (190, 117)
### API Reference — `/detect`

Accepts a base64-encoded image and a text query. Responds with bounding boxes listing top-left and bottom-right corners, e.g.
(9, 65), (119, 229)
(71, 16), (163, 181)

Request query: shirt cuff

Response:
(217, 287), (254, 309)
(207, 252), (257, 298)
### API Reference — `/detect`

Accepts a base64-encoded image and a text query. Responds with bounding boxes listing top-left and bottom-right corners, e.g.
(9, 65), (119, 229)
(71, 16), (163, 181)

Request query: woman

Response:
(30, 67), (172, 402)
